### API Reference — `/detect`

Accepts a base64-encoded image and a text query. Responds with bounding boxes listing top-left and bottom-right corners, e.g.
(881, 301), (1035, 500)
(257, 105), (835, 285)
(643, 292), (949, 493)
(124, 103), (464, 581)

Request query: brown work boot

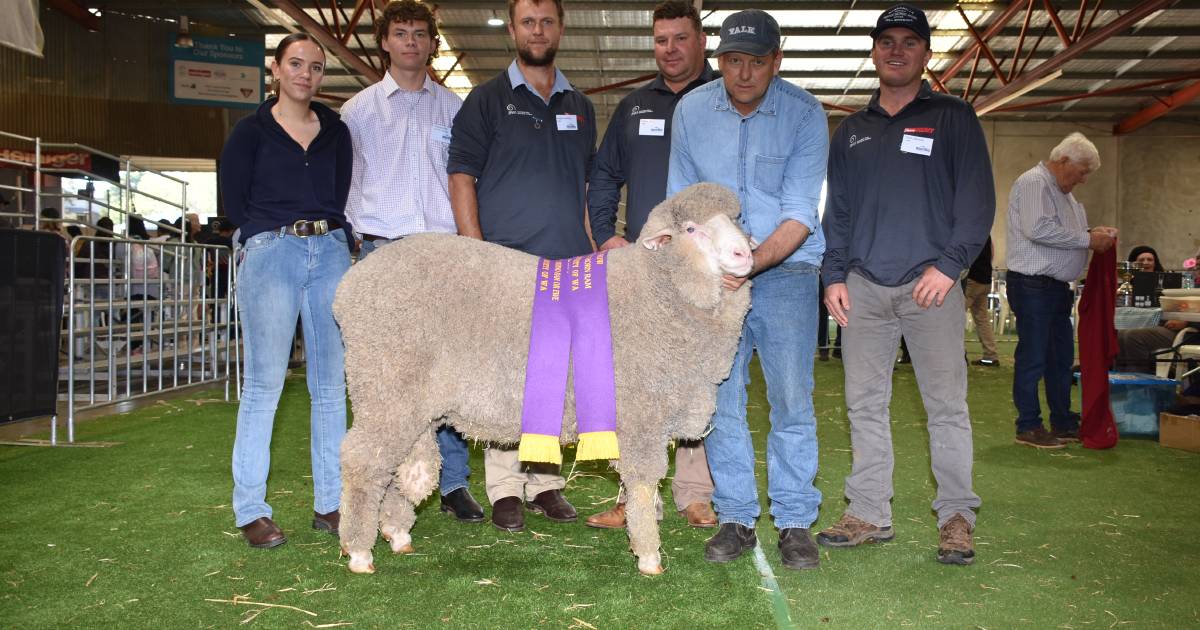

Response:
(238, 517), (287, 549)
(1049, 427), (1080, 443)
(937, 514), (975, 565)
(679, 502), (717, 528)
(1014, 426), (1066, 449)
(585, 503), (627, 529)
(816, 513), (895, 547)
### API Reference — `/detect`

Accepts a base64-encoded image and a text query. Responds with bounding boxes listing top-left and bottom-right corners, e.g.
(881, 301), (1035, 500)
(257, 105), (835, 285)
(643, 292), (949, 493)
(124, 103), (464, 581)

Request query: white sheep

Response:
(333, 183), (753, 575)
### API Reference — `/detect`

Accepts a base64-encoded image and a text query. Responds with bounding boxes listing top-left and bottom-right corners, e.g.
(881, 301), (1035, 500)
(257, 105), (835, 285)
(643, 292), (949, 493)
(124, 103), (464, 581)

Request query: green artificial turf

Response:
(2, 335), (1199, 628)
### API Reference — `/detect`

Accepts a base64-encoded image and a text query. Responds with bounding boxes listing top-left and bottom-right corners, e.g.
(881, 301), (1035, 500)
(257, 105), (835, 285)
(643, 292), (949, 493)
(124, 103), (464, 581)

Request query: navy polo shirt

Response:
(448, 63), (597, 259)
(589, 63), (720, 245)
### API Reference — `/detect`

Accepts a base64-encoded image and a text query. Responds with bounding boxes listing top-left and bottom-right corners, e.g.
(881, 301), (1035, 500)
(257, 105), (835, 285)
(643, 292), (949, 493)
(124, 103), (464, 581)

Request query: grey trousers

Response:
(841, 273), (981, 529)
(1115, 325), (1176, 374)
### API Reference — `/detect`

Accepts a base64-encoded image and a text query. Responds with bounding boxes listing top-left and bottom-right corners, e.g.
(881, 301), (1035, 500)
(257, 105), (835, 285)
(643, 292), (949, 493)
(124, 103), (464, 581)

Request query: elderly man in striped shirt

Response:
(340, 0), (485, 523)
(1005, 132), (1117, 449)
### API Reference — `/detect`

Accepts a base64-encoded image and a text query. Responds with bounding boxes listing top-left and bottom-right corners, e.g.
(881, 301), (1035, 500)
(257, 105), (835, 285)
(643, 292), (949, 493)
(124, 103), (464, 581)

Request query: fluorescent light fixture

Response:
(975, 69), (1063, 115)
(487, 11), (504, 26)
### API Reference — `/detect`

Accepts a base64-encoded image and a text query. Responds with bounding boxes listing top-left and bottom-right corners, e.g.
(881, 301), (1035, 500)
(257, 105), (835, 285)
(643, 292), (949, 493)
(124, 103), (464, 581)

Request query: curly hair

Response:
(374, 0), (441, 69)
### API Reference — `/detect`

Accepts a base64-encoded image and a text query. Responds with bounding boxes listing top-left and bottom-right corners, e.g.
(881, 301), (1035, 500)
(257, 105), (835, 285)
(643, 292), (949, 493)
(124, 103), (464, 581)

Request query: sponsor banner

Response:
(0, 149), (121, 181)
(169, 35), (264, 109)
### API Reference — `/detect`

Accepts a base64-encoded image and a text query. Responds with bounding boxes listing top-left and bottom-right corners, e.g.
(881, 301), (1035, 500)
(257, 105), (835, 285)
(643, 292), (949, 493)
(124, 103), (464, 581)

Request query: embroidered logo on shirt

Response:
(506, 103), (534, 117)
(629, 105), (655, 117)
(903, 127), (935, 134)
(849, 134), (873, 149)
(728, 25), (756, 35)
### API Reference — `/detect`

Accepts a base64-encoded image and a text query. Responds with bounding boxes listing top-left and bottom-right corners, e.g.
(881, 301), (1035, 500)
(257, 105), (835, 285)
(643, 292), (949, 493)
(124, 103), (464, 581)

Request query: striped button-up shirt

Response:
(1005, 161), (1091, 282)
(341, 72), (462, 238)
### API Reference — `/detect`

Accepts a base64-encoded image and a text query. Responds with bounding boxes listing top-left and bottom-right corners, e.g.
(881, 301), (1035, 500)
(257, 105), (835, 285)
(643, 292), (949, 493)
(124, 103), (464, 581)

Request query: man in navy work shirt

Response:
(447, 0), (596, 533)
(583, 0), (720, 532)
(340, 0), (484, 525)
(668, 9), (829, 571)
(818, 4), (994, 567)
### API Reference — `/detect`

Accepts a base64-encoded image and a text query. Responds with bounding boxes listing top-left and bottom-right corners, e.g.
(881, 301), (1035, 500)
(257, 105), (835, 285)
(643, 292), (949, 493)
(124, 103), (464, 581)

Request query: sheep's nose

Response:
(731, 247), (749, 259)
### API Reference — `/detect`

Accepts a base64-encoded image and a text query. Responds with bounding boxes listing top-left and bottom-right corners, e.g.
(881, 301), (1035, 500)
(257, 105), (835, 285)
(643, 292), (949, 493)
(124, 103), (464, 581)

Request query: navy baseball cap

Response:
(870, 4), (931, 42)
(713, 9), (781, 57)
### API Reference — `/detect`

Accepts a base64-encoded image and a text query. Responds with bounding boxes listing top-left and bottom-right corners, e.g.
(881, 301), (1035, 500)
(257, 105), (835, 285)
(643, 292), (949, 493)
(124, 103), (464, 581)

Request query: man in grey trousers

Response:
(817, 3), (994, 566)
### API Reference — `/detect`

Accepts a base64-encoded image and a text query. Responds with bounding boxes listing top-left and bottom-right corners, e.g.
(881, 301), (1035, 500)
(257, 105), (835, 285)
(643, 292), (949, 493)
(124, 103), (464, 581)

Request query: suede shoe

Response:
(816, 513), (895, 547)
(1014, 426), (1066, 449)
(778, 528), (819, 570)
(239, 517), (286, 549)
(704, 523), (756, 563)
(679, 502), (718, 528)
(585, 503), (627, 529)
(525, 489), (577, 522)
(440, 488), (485, 523)
(937, 514), (975, 565)
(491, 496), (525, 532)
(312, 510), (339, 535)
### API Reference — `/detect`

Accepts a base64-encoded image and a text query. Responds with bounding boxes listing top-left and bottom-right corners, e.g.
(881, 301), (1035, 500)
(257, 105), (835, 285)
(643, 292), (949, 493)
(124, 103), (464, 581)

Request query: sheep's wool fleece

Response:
(332, 183), (751, 451)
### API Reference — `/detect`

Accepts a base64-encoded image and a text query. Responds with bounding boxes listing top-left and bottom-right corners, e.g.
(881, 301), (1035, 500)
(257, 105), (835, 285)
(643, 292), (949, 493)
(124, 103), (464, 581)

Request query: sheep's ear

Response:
(640, 228), (673, 251)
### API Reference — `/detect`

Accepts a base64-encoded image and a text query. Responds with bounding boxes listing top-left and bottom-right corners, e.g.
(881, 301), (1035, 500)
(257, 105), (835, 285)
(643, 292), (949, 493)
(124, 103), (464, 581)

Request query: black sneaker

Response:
(975, 358), (999, 367)
(778, 528), (819, 570)
(704, 523), (756, 563)
(1014, 427), (1066, 449)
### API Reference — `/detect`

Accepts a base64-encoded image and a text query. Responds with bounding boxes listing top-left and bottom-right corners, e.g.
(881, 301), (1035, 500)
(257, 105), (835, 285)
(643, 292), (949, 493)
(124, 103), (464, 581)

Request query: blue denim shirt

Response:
(667, 76), (827, 267)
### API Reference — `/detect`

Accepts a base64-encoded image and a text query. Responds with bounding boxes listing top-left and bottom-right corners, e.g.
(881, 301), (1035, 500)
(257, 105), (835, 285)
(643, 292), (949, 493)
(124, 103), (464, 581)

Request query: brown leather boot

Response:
(679, 502), (718, 528)
(585, 503), (627, 529)
(238, 517), (286, 549)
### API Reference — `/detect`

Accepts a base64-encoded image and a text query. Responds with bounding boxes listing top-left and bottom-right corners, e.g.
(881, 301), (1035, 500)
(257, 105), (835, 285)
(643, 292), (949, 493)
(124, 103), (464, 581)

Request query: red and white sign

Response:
(0, 148), (92, 170)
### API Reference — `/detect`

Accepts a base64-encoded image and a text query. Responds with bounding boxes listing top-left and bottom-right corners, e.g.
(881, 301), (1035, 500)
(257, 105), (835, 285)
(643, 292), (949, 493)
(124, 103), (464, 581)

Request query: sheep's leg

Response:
(379, 426), (441, 555)
(624, 480), (664, 575)
(339, 425), (403, 574)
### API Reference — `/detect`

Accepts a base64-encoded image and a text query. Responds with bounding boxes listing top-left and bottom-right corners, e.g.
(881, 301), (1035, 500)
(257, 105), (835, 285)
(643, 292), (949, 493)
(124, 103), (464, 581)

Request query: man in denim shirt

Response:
(667, 9), (828, 570)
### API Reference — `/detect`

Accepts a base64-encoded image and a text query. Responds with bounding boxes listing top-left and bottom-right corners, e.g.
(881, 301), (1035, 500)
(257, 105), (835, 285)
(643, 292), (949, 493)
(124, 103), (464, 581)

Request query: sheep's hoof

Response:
(347, 551), (375, 574)
(381, 526), (415, 554)
(637, 553), (664, 575)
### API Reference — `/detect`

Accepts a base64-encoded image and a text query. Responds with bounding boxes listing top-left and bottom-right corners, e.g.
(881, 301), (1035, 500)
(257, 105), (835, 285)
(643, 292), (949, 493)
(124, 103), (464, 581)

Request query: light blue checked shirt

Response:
(1005, 161), (1092, 282)
(341, 71), (462, 238)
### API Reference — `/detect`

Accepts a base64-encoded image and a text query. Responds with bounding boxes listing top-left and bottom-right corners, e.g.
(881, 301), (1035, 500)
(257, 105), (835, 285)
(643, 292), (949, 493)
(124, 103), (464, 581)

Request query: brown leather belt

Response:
(283, 219), (341, 237)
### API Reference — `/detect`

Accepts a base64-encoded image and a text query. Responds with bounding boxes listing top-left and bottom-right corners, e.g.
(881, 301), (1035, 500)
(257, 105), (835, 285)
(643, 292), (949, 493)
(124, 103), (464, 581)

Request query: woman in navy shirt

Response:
(219, 32), (353, 549)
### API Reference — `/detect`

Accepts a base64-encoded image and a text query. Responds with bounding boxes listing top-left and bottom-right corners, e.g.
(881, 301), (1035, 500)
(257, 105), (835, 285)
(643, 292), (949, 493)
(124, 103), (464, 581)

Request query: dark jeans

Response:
(1006, 271), (1079, 434)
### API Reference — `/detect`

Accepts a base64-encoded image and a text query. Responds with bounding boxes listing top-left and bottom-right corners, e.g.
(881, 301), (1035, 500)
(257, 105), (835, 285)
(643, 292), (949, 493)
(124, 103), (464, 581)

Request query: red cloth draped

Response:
(1078, 244), (1119, 449)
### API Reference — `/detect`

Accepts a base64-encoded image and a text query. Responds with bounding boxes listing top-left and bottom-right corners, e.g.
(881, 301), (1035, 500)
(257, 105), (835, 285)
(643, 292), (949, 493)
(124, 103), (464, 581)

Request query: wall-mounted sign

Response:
(0, 149), (120, 181)
(169, 35), (264, 109)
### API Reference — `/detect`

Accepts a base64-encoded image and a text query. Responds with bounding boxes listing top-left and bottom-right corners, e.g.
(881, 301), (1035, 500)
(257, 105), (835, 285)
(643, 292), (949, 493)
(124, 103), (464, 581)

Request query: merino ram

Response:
(333, 183), (753, 575)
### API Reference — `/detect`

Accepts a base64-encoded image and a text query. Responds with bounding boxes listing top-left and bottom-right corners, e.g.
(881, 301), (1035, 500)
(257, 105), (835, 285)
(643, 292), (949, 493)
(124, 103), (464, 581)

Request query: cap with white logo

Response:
(870, 4), (931, 42)
(713, 9), (781, 57)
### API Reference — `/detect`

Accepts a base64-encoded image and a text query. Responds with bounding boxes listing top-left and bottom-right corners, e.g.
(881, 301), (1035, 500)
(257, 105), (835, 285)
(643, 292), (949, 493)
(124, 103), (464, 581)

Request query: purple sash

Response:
(518, 252), (619, 463)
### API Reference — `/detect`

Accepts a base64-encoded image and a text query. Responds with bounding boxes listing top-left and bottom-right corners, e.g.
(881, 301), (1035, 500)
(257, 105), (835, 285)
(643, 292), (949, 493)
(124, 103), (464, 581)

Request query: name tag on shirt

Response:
(638, 118), (665, 136)
(900, 134), (933, 156)
(431, 124), (453, 145)
(556, 114), (578, 131)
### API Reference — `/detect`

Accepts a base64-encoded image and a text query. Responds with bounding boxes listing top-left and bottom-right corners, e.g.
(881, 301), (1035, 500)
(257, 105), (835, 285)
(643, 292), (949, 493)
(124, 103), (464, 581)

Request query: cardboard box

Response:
(1159, 413), (1200, 452)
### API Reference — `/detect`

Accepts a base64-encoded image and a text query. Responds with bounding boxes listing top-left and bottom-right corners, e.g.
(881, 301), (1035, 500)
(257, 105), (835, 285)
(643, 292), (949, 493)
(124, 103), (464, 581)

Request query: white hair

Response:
(1049, 132), (1100, 169)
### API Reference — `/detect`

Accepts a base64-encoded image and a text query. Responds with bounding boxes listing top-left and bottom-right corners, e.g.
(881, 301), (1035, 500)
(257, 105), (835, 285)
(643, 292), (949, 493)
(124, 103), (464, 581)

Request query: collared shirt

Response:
(667, 76), (827, 267)
(340, 72), (462, 239)
(1005, 161), (1091, 282)
(447, 62), (596, 259)
(822, 81), (995, 287)
(589, 63), (720, 245)
(506, 60), (573, 105)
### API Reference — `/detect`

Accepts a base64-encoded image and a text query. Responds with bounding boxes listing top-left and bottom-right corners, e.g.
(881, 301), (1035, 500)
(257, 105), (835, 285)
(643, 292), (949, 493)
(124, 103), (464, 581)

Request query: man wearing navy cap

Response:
(668, 9), (828, 570)
(819, 4), (994, 565)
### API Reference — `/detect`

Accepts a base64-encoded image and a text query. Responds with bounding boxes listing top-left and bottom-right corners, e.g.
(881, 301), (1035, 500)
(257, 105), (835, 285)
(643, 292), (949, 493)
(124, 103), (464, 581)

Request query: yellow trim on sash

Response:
(575, 431), (620, 461)
(518, 433), (563, 465)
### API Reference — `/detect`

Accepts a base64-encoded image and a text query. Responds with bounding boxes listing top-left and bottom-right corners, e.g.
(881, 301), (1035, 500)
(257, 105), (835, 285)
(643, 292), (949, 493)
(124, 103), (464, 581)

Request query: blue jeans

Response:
(358, 237), (471, 495)
(705, 262), (821, 530)
(232, 228), (351, 526)
(1006, 271), (1079, 434)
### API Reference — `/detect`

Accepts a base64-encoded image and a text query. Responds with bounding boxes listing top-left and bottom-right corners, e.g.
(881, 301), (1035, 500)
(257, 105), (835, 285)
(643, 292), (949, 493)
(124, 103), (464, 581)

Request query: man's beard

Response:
(517, 42), (558, 67)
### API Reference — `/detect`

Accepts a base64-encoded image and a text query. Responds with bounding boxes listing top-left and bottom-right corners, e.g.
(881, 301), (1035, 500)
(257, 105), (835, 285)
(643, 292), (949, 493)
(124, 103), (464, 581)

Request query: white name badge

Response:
(431, 124), (453, 145)
(638, 118), (666, 136)
(556, 114), (579, 131)
(900, 134), (933, 156)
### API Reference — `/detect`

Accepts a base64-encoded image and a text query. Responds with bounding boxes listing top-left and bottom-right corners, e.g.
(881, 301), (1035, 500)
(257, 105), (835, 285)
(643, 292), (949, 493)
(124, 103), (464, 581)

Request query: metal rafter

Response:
(1114, 80), (1200, 133)
(269, 0), (382, 84)
(973, 0), (1175, 113)
(992, 72), (1200, 111)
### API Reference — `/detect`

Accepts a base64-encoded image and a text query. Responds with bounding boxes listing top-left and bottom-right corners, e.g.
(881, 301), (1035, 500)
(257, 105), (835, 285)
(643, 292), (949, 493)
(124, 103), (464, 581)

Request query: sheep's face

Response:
(642, 213), (753, 278)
